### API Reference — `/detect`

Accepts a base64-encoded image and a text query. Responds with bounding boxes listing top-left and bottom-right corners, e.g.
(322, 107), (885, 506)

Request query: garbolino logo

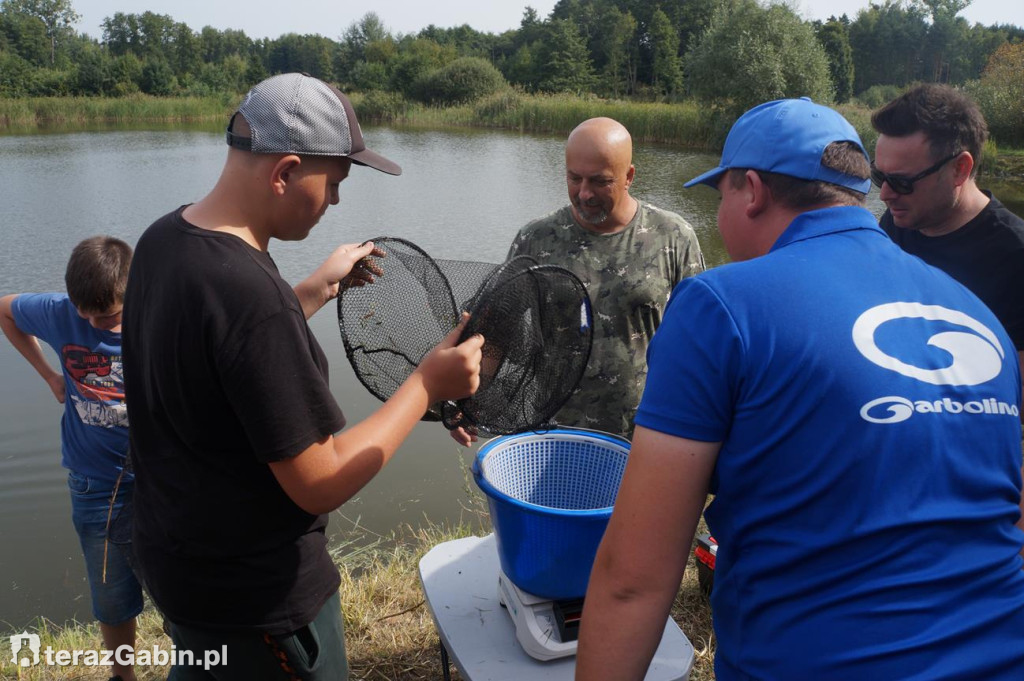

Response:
(853, 303), (1017, 424)
(853, 302), (1004, 386)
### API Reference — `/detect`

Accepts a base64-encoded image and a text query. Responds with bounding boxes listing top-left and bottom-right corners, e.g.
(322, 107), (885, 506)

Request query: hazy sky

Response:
(70, 0), (1022, 41)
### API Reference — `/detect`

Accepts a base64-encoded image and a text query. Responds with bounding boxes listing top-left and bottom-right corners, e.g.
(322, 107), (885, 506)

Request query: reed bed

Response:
(0, 95), (233, 129)
(351, 90), (721, 150)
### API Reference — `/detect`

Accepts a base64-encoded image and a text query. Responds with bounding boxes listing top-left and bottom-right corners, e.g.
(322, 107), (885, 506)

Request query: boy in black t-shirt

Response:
(122, 73), (484, 680)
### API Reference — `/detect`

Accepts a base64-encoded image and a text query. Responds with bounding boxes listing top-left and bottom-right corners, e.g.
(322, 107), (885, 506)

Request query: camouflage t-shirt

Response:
(507, 201), (704, 438)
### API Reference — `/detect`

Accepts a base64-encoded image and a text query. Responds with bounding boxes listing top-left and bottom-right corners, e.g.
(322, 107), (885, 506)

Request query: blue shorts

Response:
(68, 471), (144, 625)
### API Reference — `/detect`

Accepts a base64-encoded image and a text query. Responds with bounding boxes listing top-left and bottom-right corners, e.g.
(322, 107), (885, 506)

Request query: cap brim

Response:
(683, 166), (726, 189)
(350, 148), (402, 176)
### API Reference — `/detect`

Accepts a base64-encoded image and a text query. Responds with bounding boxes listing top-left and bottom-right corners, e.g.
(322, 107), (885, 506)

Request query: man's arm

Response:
(576, 426), (720, 681)
(270, 319), (484, 514)
(0, 295), (64, 403)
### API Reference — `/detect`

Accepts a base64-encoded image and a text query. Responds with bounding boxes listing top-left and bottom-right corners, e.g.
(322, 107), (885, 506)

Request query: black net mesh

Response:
(338, 237), (592, 434)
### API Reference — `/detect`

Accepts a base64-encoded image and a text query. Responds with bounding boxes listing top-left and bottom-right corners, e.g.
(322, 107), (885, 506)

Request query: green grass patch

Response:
(1, 507), (716, 680)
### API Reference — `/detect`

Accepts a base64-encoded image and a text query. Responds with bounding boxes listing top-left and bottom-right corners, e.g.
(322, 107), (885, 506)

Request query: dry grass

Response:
(2, 513), (716, 681)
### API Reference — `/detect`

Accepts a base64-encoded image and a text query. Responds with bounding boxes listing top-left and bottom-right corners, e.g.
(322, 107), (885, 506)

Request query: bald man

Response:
(454, 117), (704, 442)
(123, 73), (483, 680)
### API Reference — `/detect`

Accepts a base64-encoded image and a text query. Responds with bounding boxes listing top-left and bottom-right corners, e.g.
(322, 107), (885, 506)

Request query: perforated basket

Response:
(472, 428), (630, 600)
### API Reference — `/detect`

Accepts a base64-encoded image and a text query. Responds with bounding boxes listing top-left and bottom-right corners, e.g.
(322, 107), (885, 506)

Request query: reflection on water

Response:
(0, 122), (909, 628)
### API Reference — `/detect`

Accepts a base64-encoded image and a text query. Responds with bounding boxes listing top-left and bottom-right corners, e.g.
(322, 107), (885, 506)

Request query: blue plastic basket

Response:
(472, 428), (630, 600)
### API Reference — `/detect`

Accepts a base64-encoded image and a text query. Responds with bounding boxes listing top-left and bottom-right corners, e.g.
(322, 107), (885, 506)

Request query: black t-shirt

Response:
(123, 207), (346, 634)
(882, 194), (1024, 349)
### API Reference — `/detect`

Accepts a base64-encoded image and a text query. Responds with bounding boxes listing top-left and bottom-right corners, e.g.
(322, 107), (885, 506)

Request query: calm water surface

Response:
(0, 123), (899, 628)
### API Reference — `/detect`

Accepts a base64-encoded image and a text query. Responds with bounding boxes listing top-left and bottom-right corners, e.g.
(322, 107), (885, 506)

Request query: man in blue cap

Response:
(576, 98), (1024, 680)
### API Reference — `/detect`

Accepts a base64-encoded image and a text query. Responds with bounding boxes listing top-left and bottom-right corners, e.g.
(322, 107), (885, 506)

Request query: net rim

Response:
(337, 236), (459, 411)
(448, 264), (594, 433)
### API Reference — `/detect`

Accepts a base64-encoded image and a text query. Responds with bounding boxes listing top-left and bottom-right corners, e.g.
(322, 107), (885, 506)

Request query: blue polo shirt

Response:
(13, 293), (130, 484)
(637, 206), (1024, 679)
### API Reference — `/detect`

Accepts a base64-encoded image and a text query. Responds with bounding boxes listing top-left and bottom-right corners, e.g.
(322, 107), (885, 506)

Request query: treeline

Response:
(1, 0), (1022, 143)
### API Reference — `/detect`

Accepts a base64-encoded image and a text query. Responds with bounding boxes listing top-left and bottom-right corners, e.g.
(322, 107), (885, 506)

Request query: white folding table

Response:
(419, 534), (695, 680)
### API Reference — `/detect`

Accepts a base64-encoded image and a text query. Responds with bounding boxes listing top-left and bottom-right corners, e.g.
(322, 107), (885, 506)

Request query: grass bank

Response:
(0, 519), (717, 681)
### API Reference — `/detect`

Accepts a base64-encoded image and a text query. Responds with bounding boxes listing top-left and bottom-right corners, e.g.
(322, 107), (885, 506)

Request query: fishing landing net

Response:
(338, 237), (593, 435)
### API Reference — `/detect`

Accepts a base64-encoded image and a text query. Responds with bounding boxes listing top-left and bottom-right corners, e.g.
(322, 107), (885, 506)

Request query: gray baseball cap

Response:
(227, 72), (401, 176)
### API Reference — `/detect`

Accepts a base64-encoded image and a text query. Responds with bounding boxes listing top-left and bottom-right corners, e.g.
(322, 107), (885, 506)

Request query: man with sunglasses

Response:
(872, 84), (1024, 397)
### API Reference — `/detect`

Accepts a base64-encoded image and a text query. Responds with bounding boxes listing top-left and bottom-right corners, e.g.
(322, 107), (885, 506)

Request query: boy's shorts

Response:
(68, 471), (144, 625)
(166, 590), (349, 680)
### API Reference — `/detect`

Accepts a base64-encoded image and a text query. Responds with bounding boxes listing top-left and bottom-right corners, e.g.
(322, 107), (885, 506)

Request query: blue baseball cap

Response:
(684, 97), (870, 193)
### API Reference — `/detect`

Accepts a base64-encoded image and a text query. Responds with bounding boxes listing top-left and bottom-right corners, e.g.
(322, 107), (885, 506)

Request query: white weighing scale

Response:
(420, 535), (695, 681)
(497, 570), (583, 661)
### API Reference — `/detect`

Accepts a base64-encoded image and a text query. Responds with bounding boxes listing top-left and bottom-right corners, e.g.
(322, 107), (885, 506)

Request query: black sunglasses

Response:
(870, 152), (961, 195)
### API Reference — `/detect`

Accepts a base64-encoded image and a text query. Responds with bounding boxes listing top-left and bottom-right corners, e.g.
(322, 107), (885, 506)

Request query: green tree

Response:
(685, 0), (834, 113)
(73, 42), (115, 94)
(170, 20), (201, 77)
(141, 56), (176, 94)
(816, 18), (855, 102)
(502, 43), (538, 89)
(649, 7), (683, 96)
(0, 7), (49, 65)
(964, 41), (1024, 147)
(920, 0), (970, 82)
(0, 49), (35, 94)
(337, 11), (391, 81)
(101, 11), (139, 56)
(199, 26), (251, 63)
(848, 0), (928, 93)
(268, 33), (335, 80)
(2, 0), (79, 64)
(538, 18), (595, 94)
(670, 0), (737, 55)
(411, 55), (507, 105)
(596, 6), (638, 97)
(135, 11), (175, 60)
(390, 37), (456, 97)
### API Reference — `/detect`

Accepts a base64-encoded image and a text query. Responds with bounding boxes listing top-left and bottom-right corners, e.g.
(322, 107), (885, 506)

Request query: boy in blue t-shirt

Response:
(1, 236), (141, 681)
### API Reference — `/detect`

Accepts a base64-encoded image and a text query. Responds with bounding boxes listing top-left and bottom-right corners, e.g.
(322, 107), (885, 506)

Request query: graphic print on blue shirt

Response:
(61, 342), (128, 429)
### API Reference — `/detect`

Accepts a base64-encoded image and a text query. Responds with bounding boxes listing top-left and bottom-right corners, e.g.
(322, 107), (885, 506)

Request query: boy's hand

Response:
(417, 315), (484, 404)
(320, 241), (385, 300)
(294, 241), (384, 318)
(46, 374), (65, 404)
(449, 425), (479, 447)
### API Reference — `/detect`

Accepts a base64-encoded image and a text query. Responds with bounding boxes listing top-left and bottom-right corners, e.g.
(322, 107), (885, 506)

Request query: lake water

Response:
(0, 120), (978, 629)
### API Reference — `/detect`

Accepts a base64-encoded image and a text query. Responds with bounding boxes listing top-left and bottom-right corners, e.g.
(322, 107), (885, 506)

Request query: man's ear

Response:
(270, 155), (302, 196)
(952, 151), (975, 186)
(745, 170), (769, 219)
(624, 164), (636, 189)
